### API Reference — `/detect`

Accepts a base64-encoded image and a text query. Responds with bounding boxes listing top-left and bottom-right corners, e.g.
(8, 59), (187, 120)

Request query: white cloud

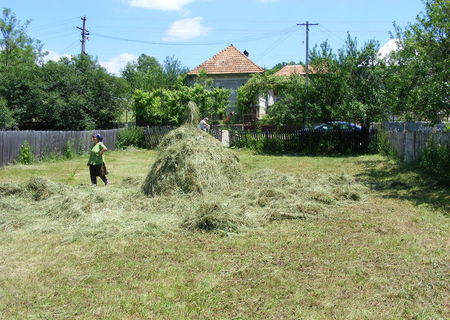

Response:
(43, 50), (72, 63)
(128, 0), (196, 11)
(99, 53), (138, 75)
(164, 17), (210, 41)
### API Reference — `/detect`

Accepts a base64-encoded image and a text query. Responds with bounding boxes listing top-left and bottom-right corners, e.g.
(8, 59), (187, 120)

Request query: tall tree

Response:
(0, 8), (44, 128)
(39, 54), (128, 130)
(121, 54), (188, 92)
(389, 0), (449, 123)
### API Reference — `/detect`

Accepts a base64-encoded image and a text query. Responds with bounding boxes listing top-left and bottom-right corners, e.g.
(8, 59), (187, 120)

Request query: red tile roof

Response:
(274, 64), (316, 76)
(188, 45), (264, 75)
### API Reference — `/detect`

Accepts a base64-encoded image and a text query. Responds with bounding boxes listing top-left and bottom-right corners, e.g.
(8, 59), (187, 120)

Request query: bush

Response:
(419, 140), (450, 185)
(376, 131), (396, 158)
(117, 127), (145, 149)
(18, 141), (34, 164)
(63, 139), (76, 159)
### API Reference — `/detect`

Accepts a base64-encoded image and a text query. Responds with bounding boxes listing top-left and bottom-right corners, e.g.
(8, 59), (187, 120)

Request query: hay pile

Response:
(142, 125), (241, 196)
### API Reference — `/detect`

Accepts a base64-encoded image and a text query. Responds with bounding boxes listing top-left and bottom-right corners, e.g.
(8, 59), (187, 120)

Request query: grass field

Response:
(0, 149), (449, 319)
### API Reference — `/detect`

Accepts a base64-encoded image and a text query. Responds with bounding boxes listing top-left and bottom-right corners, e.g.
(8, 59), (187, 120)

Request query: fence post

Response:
(221, 130), (230, 147)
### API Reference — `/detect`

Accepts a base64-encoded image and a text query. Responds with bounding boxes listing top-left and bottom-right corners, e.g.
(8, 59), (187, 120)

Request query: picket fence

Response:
(228, 129), (378, 154)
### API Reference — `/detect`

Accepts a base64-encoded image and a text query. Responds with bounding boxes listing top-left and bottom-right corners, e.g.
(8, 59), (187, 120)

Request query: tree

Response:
(134, 84), (230, 126)
(121, 54), (188, 92)
(0, 97), (17, 129)
(38, 54), (128, 130)
(334, 36), (388, 130)
(389, 0), (449, 123)
(0, 8), (44, 128)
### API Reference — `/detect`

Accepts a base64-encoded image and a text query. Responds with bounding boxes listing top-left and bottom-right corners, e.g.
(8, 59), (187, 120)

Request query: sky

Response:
(0, 0), (426, 75)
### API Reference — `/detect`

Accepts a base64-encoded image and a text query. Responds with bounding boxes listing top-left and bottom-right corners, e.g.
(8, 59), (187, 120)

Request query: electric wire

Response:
(89, 26), (297, 46)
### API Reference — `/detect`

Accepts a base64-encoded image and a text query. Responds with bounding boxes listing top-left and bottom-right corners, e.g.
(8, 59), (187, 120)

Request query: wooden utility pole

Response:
(297, 21), (319, 81)
(77, 16), (89, 55)
(297, 21), (318, 128)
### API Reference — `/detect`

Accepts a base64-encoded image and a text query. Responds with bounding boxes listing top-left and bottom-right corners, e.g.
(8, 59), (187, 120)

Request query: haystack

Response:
(142, 125), (241, 196)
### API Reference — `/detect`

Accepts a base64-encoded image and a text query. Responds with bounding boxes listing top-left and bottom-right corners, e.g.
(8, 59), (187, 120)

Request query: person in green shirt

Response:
(87, 133), (109, 186)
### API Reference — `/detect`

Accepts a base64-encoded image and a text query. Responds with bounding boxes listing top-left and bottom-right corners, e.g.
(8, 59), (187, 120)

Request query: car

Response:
(313, 121), (362, 131)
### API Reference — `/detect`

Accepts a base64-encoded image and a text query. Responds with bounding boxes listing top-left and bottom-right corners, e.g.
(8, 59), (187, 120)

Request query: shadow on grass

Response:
(355, 159), (449, 216)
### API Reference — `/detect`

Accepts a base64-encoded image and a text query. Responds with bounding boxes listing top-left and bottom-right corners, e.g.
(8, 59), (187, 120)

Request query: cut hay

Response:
(181, 201), (245, 233)
(142, 125), (241, 196)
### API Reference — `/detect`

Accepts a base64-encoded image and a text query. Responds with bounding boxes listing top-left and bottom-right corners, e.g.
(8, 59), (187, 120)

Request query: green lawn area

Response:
(0, 149), (448, 319)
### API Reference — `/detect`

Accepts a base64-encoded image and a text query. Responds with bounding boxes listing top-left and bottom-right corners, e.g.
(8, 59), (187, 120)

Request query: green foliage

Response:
(116, 126), (145, 149)
(237, 73), (289, 115)
(18, 140), (33, 164)
(0, 8), (44, 128)
(63, 140), (76, 159)
(0, 97), (17, 129)
(376, 131), (396, 158)
(419, 140), (450, 185)
(0, 9), (128, 130)
(238, 37), (388, 129)
(134, 84), (230, 126)
(388, 0), (450, 124)
(37, 55), (129, 130)
(121, 54), (188, 92)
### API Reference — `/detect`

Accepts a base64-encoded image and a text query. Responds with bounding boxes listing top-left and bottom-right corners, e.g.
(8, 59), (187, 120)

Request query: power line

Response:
(256, 26), (298, 61)
(89, 26), (297, 46)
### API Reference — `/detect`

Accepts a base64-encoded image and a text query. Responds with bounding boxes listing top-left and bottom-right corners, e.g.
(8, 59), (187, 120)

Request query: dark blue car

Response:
(313, 121), (362, 131)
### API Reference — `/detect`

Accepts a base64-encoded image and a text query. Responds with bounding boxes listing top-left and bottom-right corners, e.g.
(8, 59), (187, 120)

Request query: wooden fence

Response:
(228, 129), (378, 154)
(0, 129), (121, 167)
(386, 130), (450, 163)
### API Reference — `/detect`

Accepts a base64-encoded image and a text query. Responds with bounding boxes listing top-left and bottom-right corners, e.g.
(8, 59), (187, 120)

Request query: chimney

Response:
(243, 50), (249, 57)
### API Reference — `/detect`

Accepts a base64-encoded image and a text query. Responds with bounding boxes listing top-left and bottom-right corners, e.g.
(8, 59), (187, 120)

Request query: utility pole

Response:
(77, 16), (89, 55)
(297, 21), (318, 128)
(297, 21), (319, 80)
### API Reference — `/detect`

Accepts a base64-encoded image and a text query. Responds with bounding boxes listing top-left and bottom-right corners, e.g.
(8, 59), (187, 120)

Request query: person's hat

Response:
(92, 133), (103, 141)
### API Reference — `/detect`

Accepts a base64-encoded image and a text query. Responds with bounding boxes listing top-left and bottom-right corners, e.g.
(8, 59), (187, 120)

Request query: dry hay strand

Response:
(142, 125), (241, 196)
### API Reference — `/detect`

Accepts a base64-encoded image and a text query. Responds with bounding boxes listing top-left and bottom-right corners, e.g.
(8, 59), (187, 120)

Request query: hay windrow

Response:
(142, 125), (241, 196)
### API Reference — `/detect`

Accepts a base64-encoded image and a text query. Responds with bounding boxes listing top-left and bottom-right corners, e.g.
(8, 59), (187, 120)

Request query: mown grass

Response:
(0, 149), (449, 319)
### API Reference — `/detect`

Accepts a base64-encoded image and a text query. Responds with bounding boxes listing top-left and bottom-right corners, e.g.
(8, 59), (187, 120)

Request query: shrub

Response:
(419, 140), (450, 185)
(18, 141), (34, 165)
(117, 127), (145, 149)
(63, 139), (76, 159)
(377, 131), (396, 158)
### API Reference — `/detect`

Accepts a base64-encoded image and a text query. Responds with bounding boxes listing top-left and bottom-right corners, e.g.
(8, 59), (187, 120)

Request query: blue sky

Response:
(1, 0), (425, 74)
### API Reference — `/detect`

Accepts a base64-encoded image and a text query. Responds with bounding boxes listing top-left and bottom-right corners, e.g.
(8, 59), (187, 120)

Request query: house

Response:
(187, 45), (264, 117)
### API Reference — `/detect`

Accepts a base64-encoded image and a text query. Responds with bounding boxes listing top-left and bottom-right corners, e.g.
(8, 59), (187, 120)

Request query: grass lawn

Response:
(0, 149), (448, 319)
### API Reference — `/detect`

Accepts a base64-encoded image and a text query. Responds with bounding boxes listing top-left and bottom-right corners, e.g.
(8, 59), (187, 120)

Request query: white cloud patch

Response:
(128, 0), (196, 11)
(99, 53), (138, 75)
(164, 17), (210, 41)
(43, 50), (73, 63)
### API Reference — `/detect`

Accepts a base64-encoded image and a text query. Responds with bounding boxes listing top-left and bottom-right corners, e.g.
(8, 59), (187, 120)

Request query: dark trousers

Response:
(89, 164), (108, 185)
